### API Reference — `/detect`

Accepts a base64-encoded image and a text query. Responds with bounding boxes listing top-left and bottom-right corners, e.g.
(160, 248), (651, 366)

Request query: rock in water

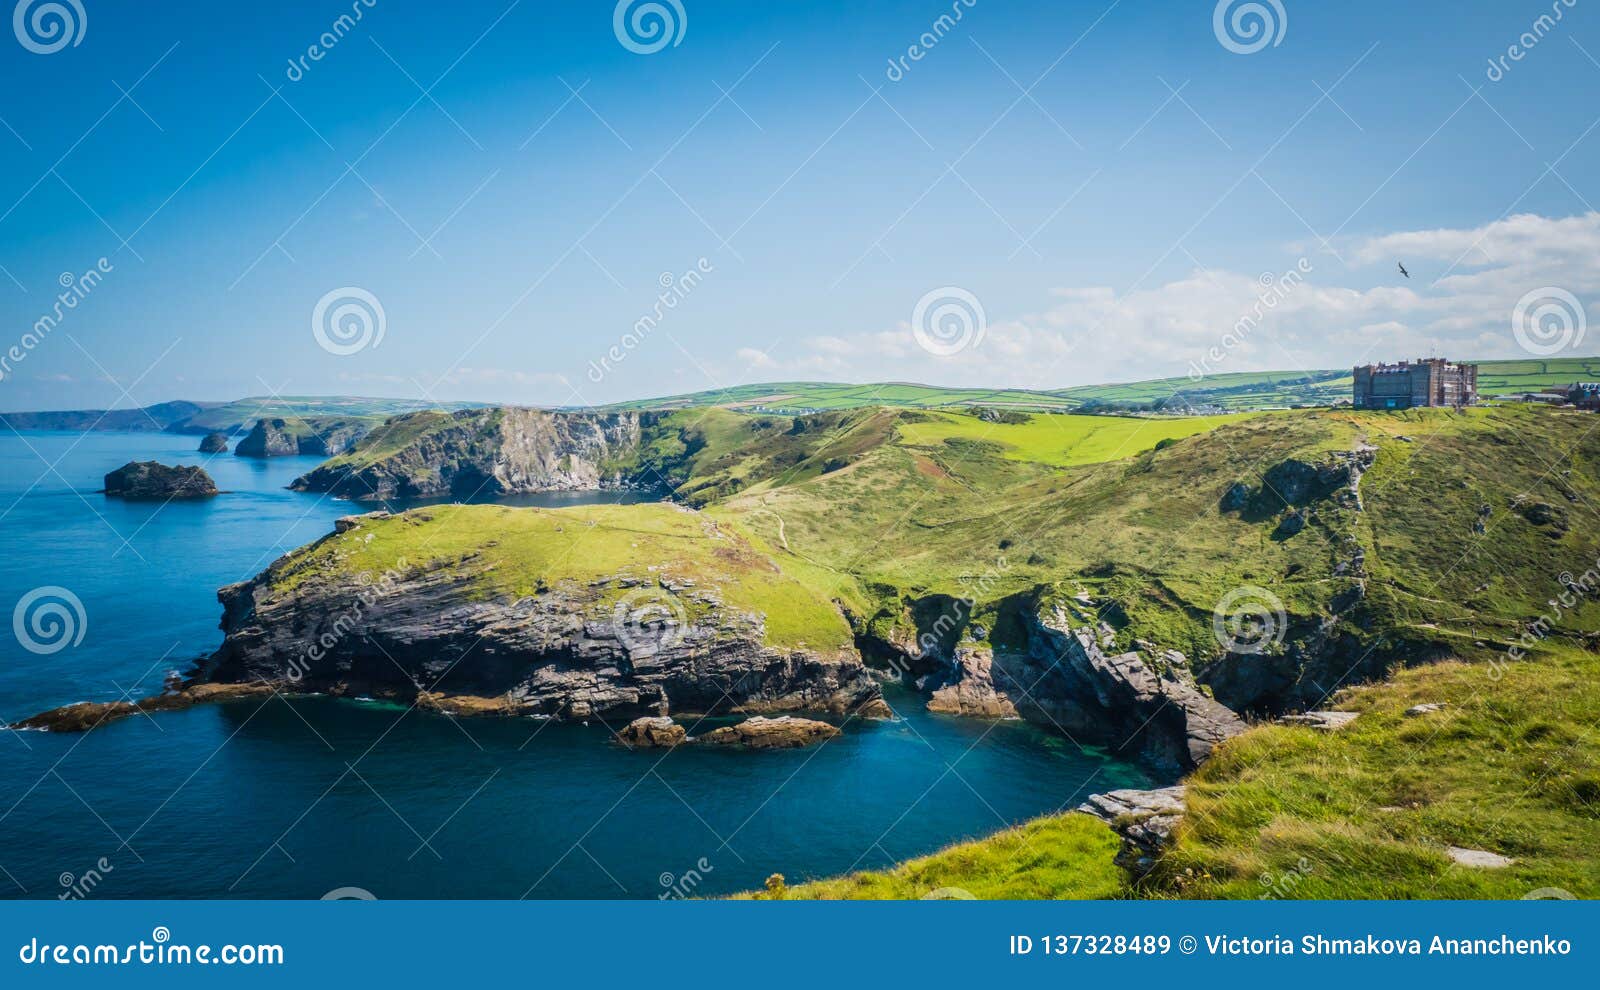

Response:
(617, 716), (688, 748)
(199, 432), (230, 453)
(103, 461), (218, 499)
(696, 716), (840, 749)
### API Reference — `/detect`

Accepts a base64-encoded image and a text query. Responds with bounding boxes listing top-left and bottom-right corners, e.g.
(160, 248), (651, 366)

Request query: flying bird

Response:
(1398, 262), (1410, 279)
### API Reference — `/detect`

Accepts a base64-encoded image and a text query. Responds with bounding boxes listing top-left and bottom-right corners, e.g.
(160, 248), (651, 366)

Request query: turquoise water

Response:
(0, 431), (1149, 899)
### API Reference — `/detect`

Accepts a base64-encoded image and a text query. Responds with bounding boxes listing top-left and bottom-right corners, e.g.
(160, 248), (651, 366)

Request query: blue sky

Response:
(0, 0), (1596, 409)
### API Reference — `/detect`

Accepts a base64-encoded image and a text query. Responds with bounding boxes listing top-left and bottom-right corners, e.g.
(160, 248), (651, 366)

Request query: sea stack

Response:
(199, 432), (230, 453)
(103, 460), (219, 499)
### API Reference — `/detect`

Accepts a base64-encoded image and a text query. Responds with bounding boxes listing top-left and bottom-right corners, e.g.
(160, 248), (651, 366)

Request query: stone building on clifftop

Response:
(1352, 358), (1478, 410)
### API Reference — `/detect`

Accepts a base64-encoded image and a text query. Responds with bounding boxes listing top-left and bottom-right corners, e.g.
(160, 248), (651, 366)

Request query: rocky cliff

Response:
(199, 505), (884, 722)
(198, 432), (231, 453)
(235, 417), (372, 458)
(290, 408), (657, 500)
(913, 595), (1244, 774)
(103, 460), (218, 499)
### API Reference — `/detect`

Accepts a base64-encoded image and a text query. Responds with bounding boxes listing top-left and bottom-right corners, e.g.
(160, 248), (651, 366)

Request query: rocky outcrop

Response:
(914, 597), (1244, 773)
(291, 408), (657, 501)
(11, 682), (271, 732)
(1277, 710), (1358, 731)
(697, 715), (840, 749)
(199, 432), (231, 453)
(235, 417), (370, 458)
(617, 716), (689, 748)
(926, 650), (1020, 718)
(1078, 785), (1186, 875)
(103, 460), (218, 499)
(201, 518), (883, 725)
(1226, 446), (1378, 519)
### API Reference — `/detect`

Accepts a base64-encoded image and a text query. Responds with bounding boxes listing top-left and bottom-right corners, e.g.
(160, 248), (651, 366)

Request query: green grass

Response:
(267, 502), (856, 655)
(741, 814), (1125, 900)
(595, 357), (1600, 415)
(1151, 645), (1600, 899)
(894, 410), (1262, 467)
(1476, 357), (1600, 395)
(746, 644), (1600, 900)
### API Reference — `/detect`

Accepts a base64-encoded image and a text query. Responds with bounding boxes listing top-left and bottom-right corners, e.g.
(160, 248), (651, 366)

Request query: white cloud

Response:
(757, 212), (1599, 388)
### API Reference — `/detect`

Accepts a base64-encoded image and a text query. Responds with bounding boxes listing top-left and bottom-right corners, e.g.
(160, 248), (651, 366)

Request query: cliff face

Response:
(896, 594), (1245, 775)
(291, 408), (656, 500)
(235, 417), (371, 458)
(201, 508), (883, 721)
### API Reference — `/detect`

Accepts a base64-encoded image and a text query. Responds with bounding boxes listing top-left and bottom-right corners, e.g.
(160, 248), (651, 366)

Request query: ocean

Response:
(0, 429), (1148, 899)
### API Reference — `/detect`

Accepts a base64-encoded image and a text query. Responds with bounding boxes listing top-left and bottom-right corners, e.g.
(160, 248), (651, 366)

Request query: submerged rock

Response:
(697, 716), (840, 749)
(103, 460), (218, 499)
(11, 682), (271, 732)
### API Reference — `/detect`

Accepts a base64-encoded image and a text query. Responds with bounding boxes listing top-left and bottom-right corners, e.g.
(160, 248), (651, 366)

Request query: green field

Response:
(894, 410), (1262, 467)
(599, 356), (1600, 415)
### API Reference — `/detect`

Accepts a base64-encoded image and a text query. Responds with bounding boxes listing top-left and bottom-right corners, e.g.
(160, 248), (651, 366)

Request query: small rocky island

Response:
(617, 715), (843, 749)
(103, 460), (218, 499)
(198, 432), (231, 453)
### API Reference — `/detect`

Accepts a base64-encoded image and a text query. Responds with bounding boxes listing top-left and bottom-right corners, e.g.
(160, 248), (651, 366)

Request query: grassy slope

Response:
(763, 644), (1599, 900)
(1155, 647), (1600, 899)
(734, 403), (1600, 899)
(894, 410), (1261, 467)
(269, 502), (854, 655)
(744, 815), (1126, 900)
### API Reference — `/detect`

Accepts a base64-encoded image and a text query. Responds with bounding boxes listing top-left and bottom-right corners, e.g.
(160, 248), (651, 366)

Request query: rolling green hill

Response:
(602, 357), (1600, 414)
